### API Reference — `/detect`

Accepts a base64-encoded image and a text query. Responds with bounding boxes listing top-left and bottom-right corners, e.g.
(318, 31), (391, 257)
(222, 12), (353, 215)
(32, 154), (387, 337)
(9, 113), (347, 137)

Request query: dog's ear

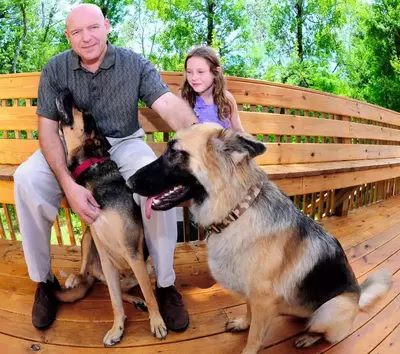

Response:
(214, 130), (267, 164)
(56, 89), (74, 125)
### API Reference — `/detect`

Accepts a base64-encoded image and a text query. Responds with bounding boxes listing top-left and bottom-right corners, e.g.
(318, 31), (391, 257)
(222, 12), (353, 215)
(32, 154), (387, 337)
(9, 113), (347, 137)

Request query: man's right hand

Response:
(64, 181), (100, 224)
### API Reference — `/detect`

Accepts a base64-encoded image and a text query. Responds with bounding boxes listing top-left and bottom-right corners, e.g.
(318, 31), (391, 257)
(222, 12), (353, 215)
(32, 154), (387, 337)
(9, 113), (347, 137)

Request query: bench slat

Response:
(3, 162), (400, 200)
(2, 72), (400, 127)
(2, 140), (400, 166)
(3, 107), (400, 143)
(227, 77), (400, 127)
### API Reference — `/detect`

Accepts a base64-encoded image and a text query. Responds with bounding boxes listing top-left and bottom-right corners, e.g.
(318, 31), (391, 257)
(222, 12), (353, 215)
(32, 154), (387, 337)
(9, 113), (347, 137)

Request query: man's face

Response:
(65, 7), (110, 64)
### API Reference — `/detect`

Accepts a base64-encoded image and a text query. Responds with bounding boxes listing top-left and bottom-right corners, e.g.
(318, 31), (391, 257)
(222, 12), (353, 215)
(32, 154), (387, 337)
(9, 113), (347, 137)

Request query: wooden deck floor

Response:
(1, 197), (400, 353)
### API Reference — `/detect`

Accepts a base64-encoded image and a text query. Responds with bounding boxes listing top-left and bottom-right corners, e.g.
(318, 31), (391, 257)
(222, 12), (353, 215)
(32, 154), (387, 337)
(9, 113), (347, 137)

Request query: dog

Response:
(53, 90), (167, 346)
(126, 123), (392, 354)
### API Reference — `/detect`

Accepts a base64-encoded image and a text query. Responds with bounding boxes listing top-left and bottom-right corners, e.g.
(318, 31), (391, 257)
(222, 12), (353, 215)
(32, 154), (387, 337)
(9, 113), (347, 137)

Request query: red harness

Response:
(71, 157), (108, 180)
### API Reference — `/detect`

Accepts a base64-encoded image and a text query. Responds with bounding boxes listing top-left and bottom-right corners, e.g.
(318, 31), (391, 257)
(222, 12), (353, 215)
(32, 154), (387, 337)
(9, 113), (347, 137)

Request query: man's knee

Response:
(14, 160), (34, 187)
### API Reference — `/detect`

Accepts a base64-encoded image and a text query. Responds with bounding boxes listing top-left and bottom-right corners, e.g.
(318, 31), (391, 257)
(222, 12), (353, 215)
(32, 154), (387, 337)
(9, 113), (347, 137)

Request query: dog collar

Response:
(71, 157), (108, 180)
(204, 181), (263, 237)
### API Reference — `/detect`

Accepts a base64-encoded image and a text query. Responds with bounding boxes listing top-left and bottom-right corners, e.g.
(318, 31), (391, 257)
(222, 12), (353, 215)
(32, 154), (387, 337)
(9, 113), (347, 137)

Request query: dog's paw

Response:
(65, 273), (82, 289)
(133, 298), (148, 312)
(294, 333), (323, 348)
(226, 316), (250, 332)
(103, 325), (124, 347)
(150, 315), (168, 340)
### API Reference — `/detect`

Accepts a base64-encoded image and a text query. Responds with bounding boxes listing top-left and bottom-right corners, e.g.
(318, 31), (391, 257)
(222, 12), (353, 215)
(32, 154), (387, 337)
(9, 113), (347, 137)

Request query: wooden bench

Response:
(2, 72), (400, 244)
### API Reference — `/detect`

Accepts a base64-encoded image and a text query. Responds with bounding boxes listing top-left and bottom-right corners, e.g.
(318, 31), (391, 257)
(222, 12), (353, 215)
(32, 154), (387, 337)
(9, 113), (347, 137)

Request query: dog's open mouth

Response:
(145, 185), (190, 219)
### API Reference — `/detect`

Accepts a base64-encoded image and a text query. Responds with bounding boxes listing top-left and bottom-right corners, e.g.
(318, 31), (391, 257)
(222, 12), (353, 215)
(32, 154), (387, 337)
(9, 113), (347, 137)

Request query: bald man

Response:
(14, 4), (196, 331)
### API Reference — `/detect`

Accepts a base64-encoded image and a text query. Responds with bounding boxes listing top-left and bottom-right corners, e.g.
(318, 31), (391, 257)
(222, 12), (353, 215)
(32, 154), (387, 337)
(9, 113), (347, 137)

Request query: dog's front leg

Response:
(91, 230), (126, 347)
(65, 228), (94, 288)
(241, 295), (277, 354)
(126, 255), (167, 339)
(99, 254), (126, 346)
(226, 300), (251, 332)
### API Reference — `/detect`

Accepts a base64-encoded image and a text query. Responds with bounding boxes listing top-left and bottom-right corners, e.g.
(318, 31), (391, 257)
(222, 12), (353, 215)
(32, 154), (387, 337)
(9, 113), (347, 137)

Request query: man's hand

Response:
(64, 181), (100, 224)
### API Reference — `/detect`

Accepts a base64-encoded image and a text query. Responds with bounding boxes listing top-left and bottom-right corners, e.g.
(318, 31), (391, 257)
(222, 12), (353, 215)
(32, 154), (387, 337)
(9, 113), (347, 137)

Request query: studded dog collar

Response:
(204, 181), (263, 237)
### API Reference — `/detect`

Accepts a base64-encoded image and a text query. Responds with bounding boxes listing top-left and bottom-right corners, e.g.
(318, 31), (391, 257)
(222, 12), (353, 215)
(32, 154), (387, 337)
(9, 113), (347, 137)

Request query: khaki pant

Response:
(14, 129), (177, 287)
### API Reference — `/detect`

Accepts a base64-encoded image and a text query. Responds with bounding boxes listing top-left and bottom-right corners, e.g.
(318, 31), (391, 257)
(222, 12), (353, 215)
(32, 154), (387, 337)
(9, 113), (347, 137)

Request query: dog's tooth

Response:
(153, 198), (160, 205)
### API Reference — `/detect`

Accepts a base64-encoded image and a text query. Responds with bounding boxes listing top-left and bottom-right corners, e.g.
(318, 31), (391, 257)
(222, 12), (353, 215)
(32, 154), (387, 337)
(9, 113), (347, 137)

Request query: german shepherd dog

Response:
(54, 90), (167, 346)
(127, 123), (392, 354)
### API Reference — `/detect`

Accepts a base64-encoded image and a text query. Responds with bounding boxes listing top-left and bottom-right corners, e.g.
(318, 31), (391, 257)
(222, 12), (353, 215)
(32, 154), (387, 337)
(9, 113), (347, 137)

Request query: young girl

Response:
(181, 46), (244, 131)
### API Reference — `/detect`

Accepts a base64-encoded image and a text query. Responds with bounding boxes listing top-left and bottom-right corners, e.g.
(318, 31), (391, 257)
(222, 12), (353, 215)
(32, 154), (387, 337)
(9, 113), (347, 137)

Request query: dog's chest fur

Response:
(207, 227), (251, 295)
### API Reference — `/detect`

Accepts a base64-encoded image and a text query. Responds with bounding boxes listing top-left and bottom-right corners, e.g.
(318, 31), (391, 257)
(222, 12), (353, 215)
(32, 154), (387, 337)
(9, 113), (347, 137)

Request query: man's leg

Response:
(108, 132), (189, 331)
(14, 149), (64, 329)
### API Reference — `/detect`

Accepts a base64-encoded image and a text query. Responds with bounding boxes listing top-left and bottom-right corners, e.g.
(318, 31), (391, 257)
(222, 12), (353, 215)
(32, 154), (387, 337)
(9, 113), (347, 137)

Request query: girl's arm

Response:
(226, 91), (245, 131)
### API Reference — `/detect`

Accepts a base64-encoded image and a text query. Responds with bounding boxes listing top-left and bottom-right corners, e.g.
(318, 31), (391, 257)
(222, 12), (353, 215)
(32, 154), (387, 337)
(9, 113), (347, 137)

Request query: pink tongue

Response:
(145, 197), (154, 219)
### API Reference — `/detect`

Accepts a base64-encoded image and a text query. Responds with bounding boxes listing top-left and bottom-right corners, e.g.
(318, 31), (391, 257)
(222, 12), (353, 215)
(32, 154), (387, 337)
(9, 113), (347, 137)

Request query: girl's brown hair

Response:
(181, 46), (232, 121)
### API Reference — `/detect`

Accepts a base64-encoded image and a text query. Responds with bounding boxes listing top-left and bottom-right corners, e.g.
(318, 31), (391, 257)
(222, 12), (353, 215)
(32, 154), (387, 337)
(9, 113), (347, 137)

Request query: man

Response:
(14, 4), (197, 332)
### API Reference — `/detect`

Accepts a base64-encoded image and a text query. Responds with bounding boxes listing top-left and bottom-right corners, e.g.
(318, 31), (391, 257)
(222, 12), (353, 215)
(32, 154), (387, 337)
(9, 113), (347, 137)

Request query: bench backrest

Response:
(1, 72), (400, 167)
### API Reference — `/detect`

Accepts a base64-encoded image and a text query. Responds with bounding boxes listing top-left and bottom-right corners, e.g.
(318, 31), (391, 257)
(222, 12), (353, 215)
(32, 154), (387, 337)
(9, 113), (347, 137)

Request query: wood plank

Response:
(0, 106), (38, 130)
(139, 110), (400, 142)
(239, 112), (400, 141)
(0, 164), (18, 180)
(0, 308), (230, 348)
(323, 295), (400, 353)
(345, 222), (400, 262)
(2, 71), (400, 127)
(257, 143), (400, 165)
(260, 255), (400, 353)
(0, 72), (40, 99)
(2, 163), (400, 202)
(370, 323), (400, 354)
(299, 165), (400, 196)
(226, 76), (400, 126)
(0, 330), (248, 354)
(3, 204), (15, 240)
(0, 139), (40, 165)
(263, 159), (400, 180)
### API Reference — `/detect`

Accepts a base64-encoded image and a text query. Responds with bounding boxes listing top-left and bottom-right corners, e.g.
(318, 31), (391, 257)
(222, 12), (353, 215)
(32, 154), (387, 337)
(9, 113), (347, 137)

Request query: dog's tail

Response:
(54, 276), (95, 303)
(358, 269), (392, 309)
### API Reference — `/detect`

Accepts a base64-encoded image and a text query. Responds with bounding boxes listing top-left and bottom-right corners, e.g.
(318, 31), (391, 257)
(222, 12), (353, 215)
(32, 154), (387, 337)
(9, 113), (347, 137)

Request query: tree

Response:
(127, 0), (249, 72)
(345, 0), (400, 111)
(261, 0), (351, 90)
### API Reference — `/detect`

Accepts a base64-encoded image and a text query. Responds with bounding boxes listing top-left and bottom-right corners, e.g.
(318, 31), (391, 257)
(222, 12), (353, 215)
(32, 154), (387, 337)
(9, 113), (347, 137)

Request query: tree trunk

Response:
(12, 2), (27, 73)
(206, 0), (215, 46)
(295, 0), (303, 63)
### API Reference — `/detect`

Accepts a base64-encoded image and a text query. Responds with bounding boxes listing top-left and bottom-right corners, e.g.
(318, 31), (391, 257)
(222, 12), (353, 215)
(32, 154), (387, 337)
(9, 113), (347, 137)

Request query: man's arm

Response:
(149, 93), (198, 132)
(39, 117), (100, 224)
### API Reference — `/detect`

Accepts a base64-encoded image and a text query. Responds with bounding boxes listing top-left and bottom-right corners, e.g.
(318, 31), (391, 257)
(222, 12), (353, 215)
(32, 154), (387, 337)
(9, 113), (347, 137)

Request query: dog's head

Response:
(56, 90), (108, 165)
(127, 123), (266, 219)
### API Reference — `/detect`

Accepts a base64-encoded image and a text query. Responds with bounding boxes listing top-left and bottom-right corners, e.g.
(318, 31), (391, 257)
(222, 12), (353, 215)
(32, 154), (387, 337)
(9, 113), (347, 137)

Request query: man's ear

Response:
(212, 130), (267, 165)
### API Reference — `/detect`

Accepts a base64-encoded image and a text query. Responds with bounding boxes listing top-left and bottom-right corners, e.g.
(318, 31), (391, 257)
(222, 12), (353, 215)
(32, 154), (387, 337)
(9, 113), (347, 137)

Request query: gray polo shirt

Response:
(36, 42), (170, 138)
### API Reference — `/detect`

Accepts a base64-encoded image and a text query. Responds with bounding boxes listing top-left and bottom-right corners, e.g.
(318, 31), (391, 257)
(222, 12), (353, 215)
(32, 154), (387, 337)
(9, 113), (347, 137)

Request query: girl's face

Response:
(186, 56), (215, 94)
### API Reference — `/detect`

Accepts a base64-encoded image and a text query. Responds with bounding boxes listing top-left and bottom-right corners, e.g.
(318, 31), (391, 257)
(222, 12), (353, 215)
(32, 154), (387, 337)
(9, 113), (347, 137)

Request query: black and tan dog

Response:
(54, 90), (167, 346)
(127, 123), (392, 354)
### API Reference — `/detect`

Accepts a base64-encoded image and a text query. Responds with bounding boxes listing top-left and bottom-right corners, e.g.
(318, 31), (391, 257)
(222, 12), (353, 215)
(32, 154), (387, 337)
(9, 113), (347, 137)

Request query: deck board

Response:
(1, 197), (400, 353)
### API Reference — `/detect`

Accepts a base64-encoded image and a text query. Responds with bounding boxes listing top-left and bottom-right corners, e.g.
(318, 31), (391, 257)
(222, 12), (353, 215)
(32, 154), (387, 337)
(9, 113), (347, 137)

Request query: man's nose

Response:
(82, 29), (91, 42)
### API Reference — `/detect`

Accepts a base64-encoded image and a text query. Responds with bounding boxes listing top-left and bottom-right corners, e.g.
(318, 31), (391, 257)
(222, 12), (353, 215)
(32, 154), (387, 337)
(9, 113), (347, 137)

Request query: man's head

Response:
(65, 4), (110, 65)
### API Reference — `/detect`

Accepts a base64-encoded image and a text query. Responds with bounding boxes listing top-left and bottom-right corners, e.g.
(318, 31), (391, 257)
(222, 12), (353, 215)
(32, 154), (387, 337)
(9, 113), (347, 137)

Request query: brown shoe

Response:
(156, 285), (189, 332)
(32, 277), (61, 329)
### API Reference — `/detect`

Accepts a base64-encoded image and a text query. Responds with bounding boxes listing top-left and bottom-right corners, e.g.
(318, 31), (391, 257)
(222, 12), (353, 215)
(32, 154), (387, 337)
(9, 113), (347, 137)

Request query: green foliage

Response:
(0, 0), (399, 112)
(344, 0), (400, 111)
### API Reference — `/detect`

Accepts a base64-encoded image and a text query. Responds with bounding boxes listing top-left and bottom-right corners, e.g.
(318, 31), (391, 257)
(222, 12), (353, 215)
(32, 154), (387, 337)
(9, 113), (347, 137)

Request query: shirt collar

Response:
(71, 41), (116, 71)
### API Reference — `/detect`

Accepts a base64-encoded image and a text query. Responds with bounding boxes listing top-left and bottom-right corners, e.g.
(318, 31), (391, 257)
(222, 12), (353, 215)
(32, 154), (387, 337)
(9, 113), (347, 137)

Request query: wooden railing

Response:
(1, 72), (400, 246)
